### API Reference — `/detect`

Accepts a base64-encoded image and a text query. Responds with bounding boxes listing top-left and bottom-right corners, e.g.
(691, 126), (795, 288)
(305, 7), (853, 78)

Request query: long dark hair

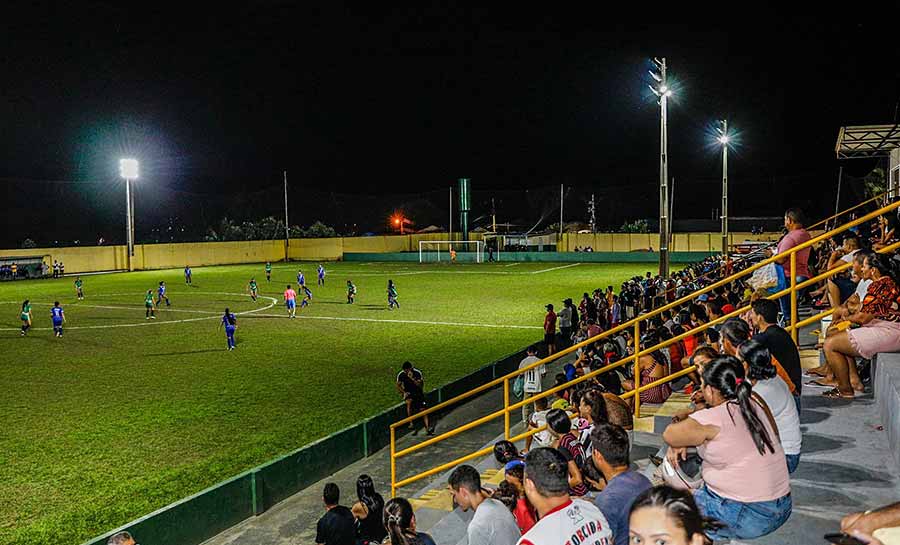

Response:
(22, 299), (29, 311)
(580, 388), (610, 424)
(383, 497), (422, 545)
(701, 356), (776, 456)
(356, 474), (384, 515)
(738, 340), (777, 381)
(866, 253), (900, 285)
(630, 485), (724, 539)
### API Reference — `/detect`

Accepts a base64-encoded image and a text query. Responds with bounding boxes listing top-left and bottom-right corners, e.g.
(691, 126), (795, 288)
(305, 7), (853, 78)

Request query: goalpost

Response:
(419, 241), (484, 263)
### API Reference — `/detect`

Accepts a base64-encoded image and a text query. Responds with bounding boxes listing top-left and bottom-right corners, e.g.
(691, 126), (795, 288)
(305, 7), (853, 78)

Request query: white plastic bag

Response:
(748, 263), (778, 290)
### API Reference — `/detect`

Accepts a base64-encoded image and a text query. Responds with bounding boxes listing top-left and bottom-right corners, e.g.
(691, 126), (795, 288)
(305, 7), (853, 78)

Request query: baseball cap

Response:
(697, 294), (709, 302)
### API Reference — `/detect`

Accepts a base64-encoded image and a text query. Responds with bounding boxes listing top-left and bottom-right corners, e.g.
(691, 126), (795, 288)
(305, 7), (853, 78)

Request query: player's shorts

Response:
(544, 332), (556, 344)
(21, 314), (29, 321)
(146, 303), (153, 308)
(225, 325), (236, 335)
(408, 396), (427, 411)
(52, 319), (63, 327)
(286, 300), (296, 309)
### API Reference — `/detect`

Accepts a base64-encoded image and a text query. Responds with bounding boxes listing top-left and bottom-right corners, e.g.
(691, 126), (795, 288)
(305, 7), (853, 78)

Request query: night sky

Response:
(2, 9), (898, 245)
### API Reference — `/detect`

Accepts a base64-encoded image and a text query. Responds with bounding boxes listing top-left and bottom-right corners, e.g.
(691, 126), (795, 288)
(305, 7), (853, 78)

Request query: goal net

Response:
(419, 241), (484, 263)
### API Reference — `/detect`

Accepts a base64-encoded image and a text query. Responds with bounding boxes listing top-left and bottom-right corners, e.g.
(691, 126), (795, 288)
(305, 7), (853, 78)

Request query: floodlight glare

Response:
(648, 85), (661, 97)
(664, 90), (673, 97)
(119, 159), (139, 179)
(659, 85), (668, 94)
(719, 135), (729, 145)
(649, 71), (662, 82)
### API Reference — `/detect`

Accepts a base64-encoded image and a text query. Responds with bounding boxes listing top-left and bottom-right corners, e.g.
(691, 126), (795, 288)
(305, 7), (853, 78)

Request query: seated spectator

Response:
(448, 464), (521, 545)
(576, 388), (610, 454)
(738, 340), (802, 473)
(546, 408), (588, 497)
(843, 500), (900, 544)
(720, 318), (796, 395)
(516, 448), (612, 545)
(821, 235), (862, 308)
(493, 440), (522, 465)
(351, 474), (388, 545)
(591, 423), (652, 545)
(603, 392), (633, 431)
(383, 497), (437, 545)
(621, 331), (672, 407)
(317, 483), (356, 545)
(628, 486), (724, 545)
(662, 356), (791, 540)
(107, 531), (137, 545)
(525, 396), (553, 451)
(872, 213), (899, 251)
(822, 253), (900, 400)
(550, 374), (572, 410)
(500, 460), (538, 534)
(749, 298), (803, 412)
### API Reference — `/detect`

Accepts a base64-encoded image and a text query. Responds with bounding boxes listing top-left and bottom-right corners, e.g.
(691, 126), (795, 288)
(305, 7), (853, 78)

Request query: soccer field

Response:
(0, 260), (675, 545)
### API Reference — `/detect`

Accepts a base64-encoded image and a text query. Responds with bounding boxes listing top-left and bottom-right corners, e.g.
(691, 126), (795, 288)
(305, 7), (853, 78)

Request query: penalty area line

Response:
(530, 263), (582, 274)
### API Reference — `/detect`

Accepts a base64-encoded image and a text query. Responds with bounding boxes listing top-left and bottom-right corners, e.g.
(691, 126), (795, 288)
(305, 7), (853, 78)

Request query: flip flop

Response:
(806, 379), (834, 388)
(822, 388), (854, 400)
(804, 368), (828, 378)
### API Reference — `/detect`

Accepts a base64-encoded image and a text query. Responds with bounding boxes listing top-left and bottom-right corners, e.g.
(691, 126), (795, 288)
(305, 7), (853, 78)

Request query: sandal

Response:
(804, 368), (828, 378)
(806, 379), (834, 387)
(822, 388), (854, 399)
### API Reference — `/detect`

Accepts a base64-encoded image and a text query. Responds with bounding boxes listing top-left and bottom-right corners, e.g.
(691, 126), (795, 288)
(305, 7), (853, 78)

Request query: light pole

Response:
(649, 58), (672, 277)
(717, 120), (729, 257)
(119, 159), (139, 271)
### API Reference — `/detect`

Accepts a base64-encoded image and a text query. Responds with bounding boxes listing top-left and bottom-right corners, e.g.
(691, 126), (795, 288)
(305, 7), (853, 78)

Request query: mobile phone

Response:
(823, 532), (868, 545)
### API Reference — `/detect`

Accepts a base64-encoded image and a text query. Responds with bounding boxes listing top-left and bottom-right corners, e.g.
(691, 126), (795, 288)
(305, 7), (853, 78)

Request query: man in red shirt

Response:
(543, 304), (557, 355)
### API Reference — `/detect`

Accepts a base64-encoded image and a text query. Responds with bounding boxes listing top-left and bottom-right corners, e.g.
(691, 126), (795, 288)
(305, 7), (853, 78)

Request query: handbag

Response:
(661, 447), (704, 490)
(512, 376), (525, 399)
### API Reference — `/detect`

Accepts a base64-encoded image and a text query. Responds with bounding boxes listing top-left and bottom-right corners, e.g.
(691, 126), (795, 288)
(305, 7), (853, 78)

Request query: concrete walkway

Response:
(203, 340), (900, 545)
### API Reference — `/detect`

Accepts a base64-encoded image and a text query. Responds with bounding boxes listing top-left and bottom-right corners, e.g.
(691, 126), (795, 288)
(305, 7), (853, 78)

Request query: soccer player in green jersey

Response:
(265, 262), (272, 282)
(145, 290), (157, 319)
(20, 300), (32, 336)
(248, 278), (259, 302)
(347, 280), (357, 304)
(388, 279), (400, 309)
(74, 277), (84, 300)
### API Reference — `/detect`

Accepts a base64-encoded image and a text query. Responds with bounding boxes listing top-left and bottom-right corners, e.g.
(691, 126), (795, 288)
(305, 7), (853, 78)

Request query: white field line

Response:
(247, 313), (543, 330)
(0, 293), (276, 331)
(503, 263), (521, 267)
(530, 263), (582, 274)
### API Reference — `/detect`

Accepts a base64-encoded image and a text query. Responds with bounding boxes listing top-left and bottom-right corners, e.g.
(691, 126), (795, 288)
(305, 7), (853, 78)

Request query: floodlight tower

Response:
(119, 159), (139, 271)
(649, 58), (672, 277)
(717, 120), (730, 257)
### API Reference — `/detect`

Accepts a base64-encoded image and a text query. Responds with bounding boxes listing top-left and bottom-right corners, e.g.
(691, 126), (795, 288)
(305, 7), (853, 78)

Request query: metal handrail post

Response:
(633, 319), (641, 418)
(790, 252), (798, 344)
(503, 377), (510, 440)
(390, 426), (396, 497)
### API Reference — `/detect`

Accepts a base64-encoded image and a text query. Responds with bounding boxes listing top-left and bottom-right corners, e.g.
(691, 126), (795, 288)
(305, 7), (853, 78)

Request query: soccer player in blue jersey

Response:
(50, 301), (65, 337)
(248, 278), (259, 302)
(156, 281), (171, 307)
(317, 264), (325, 286)
(387, 279), (400, 309)
(184, 265), (192, 284)
(296, 269), (305, 288)
(219, 308), (237, 351)
(300, 285), (313, 308)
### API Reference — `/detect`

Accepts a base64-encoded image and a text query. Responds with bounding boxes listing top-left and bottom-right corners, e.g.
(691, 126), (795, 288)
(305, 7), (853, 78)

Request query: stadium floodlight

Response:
(119, 158), (139, 180)
(719, 120), (729, 257)
(119, 158), (139, 270)
(648, 57), (672, 276)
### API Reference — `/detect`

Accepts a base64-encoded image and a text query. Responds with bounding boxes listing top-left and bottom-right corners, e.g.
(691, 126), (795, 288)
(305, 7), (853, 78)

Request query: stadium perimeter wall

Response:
(1, 232), (781, 274)
(345, 251), (717, 262)
(81, 346), (531, 545)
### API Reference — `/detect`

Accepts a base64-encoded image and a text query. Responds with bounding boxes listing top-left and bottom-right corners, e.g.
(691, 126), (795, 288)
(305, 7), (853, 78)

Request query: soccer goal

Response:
(419, 241), (484, 263)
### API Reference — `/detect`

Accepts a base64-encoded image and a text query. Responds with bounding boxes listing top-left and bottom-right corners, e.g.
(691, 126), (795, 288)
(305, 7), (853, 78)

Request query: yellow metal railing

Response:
(389, 198), (900, 496)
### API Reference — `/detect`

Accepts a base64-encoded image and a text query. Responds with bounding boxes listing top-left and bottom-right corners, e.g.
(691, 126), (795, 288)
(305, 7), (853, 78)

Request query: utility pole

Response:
(559, 184), (564, 239)
(283, 171), (290, 254)
(492, 197), (497, 233)
(649, 57), (671, 276)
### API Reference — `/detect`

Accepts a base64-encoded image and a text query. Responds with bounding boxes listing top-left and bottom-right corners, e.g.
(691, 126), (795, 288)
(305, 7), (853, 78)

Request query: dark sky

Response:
(2, 9), (899, 244)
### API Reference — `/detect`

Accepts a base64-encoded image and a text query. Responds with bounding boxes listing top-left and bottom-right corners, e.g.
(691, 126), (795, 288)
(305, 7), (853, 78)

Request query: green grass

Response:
(0, 261), (675, 544)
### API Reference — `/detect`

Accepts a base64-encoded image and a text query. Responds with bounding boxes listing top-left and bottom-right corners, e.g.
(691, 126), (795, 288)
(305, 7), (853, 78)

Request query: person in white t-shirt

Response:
(525, 397), (553, 452)
(823, 235), (861, 307)
(448, 465), (521, 545)
(519, 345), (546, 426)
(517, 448), (613, 545)
(738, 340), (802, 473)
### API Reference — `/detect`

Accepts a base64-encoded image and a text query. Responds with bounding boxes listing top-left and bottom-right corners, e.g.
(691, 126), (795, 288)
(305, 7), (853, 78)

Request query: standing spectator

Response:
(106, 531), (137, 545)
(591, 423), (652, 545)
(772, 208), (812, 325)
(397, 361), (434, 435)
(516, 448), (613, 545)
(316, 483), (356, 545)
(750, 298), (803, 409)
(383, 497), (437, 545)
(448, 465), (521, 545)
(53, 260), (60, 278)
(11, 262), (18, 279)
(610, 295), (621, 328)
(59, 261), (65, 276)
(628, 486), (724, 545)
(558, 300), (573, 348)
(518, 345), (546, 426)
(543, 304), (557, 355)
(546, 408), (588, 497)
(351, 474), (387, 545)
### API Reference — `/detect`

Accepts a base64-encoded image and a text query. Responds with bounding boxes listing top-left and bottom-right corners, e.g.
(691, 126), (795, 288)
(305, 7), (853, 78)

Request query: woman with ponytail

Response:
(352, 474), (387, 544)
(662, 356), (791, 540)
(382, 497), (436, 545)
(822, 252), (900, 399)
